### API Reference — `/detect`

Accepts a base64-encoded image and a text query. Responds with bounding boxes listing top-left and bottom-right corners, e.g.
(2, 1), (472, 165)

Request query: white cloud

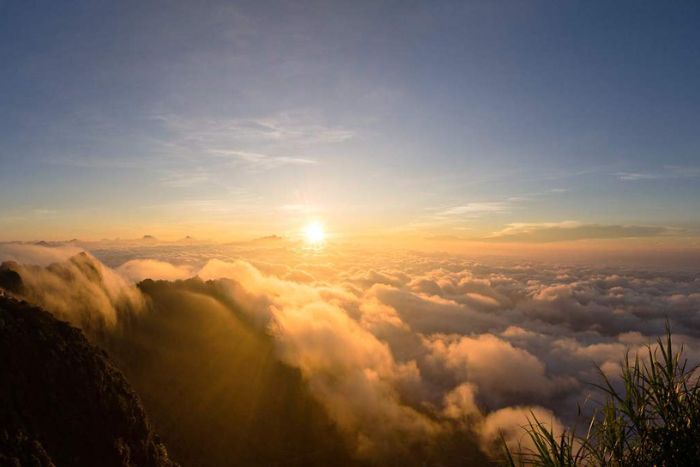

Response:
(436, 201), (510, 217)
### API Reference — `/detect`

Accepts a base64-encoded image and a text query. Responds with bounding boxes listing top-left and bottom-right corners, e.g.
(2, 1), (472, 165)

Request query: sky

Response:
(1, 1), (699, 248)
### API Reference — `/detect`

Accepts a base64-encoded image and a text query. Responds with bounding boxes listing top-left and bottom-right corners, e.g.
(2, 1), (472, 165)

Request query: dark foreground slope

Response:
(0, 294), (176, 467)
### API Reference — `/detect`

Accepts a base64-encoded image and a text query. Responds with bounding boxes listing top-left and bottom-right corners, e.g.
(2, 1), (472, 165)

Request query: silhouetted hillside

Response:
(0, 294), (176, 467)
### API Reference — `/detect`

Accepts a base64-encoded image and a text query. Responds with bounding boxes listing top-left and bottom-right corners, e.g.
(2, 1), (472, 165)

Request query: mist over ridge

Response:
(2, 241), (699, 464)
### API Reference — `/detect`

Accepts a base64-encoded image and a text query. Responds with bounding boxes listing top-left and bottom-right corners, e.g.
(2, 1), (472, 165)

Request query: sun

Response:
(304, 221), (326, 245)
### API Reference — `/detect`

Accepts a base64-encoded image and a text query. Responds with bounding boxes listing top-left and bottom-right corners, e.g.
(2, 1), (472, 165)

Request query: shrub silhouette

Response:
(502, 325), (700, 466)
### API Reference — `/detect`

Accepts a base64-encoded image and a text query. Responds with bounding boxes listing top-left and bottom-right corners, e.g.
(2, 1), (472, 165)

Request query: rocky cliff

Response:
(0, 294), (177, 467)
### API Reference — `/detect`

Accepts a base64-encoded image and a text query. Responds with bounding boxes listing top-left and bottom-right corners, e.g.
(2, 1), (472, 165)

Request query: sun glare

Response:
(304, 222), (326, 245)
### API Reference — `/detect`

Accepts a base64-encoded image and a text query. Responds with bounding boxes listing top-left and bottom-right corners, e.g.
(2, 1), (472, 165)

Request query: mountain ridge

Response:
(0, 292), (177, 467)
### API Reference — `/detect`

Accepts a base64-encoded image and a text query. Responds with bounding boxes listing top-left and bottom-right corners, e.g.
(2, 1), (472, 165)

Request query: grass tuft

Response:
(501, 324), (700, 466)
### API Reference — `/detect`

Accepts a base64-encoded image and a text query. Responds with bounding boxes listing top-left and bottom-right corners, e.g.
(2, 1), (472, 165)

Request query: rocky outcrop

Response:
(0, 294), (177, 467)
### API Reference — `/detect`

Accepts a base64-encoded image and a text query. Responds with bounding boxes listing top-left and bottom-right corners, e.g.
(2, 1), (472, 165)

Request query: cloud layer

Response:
(2, 242), (699, 463)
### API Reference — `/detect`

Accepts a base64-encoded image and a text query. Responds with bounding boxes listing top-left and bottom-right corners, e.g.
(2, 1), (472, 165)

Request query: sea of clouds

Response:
(2, 240), (699, 463)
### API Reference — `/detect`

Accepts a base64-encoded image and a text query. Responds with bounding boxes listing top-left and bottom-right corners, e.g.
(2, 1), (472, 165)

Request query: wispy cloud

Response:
(616, 172), (660, 181)
(434, 188), (569, 220)
(209, 149), (317, 169)
(484, 221), (676, 242)
(159, 167), (211, 187)
(147, 111), (347, 179)
(45, 154), (157, 170)
(154, 111), (354, 147)
(436, 202), (510, 217)
(278, 204), (321, 213)
(616, 166), (700, 182)
(222, 114), (355, 145)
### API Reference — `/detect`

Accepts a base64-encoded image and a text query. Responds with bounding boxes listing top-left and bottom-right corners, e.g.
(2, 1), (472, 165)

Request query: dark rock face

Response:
(0, 263), (22, 293)
(0, 295), (177, 467)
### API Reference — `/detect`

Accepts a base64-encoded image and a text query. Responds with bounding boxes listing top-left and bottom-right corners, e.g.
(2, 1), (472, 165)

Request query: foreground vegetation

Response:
(503, 327), (700, 466)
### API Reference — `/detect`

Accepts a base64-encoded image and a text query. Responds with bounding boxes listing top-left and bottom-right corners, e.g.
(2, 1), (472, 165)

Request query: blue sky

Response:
(1, 1), (699, 242)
